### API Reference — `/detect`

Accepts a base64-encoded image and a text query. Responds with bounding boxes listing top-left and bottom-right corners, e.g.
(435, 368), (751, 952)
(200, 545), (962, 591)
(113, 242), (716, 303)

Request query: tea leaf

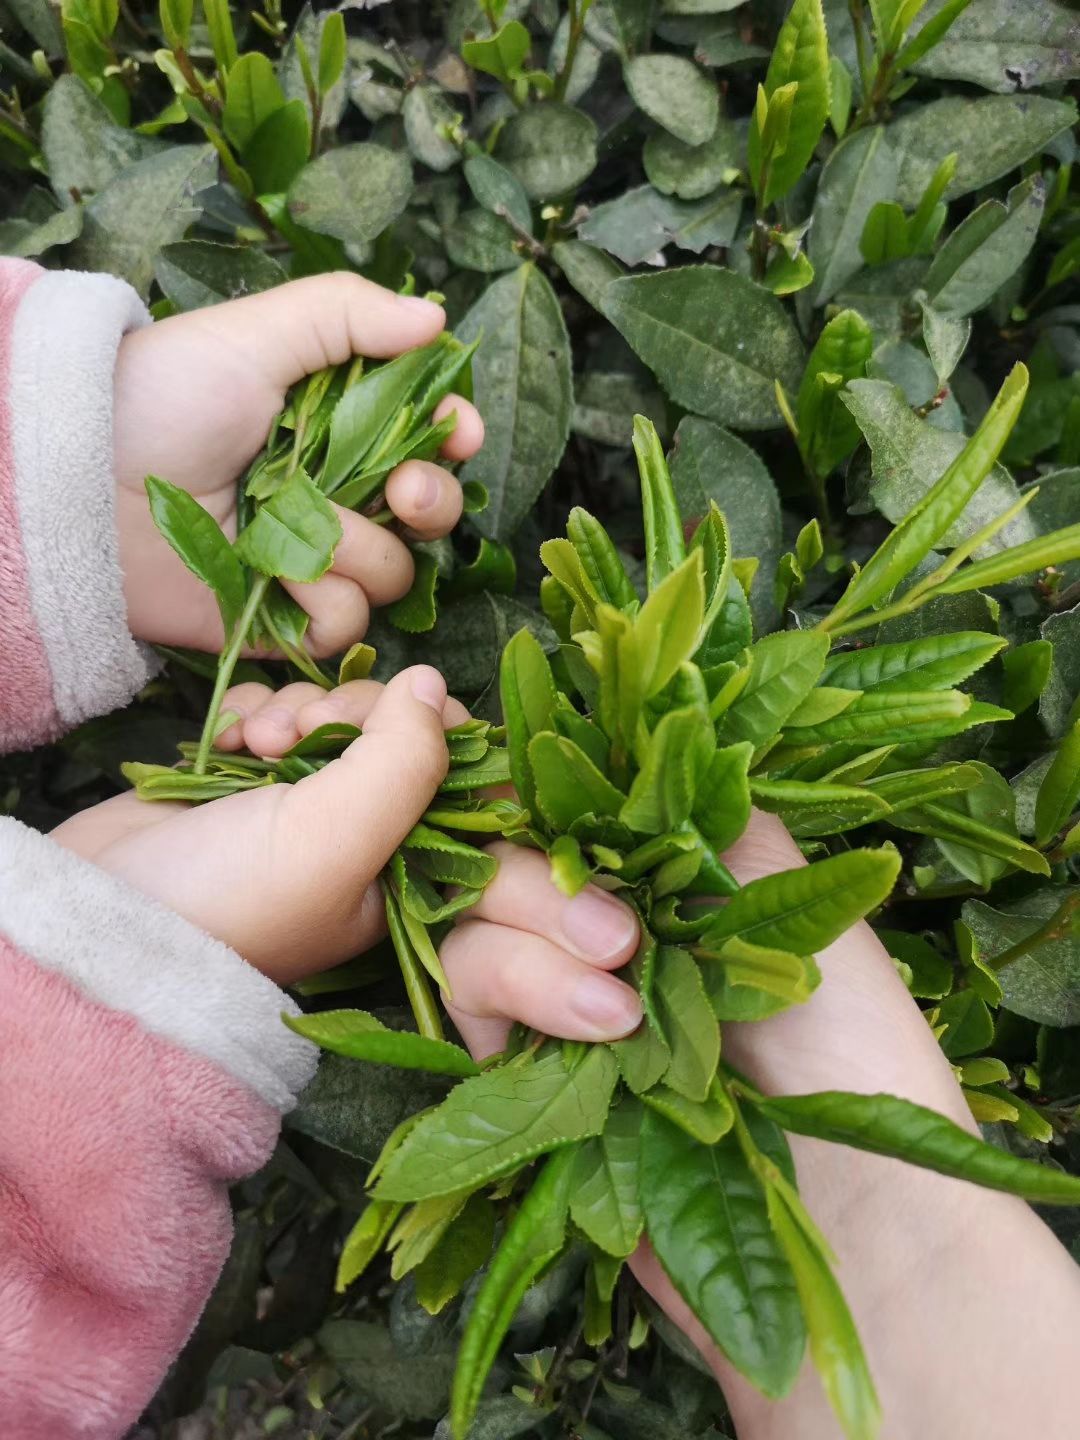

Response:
(373, 1047), (619, 1201)
(642, 1077), (735, 1145)
(925, 174), (1045, 317)
(703, 848), (901, 954)
(747, 0), (829, 205)
(288, 144), (413, 244)
(624, 53), (719, 146)
(233, 470), (342, 582)
(570, 1098), (645, 1257)
(414, 1193), (496, 1316)
(653, 946), (720, 1103)
(634, 415), (687, 590)
(603, 267), (805, 431)
(720, 631), (831, 745)
(145, 476), (246, 635)
(621, 707), (715, 835)
(497, 102), (598, 198)
(640, 1108), (805, 1397)
(530, 732), (628, 829)
(283, 1010), (481, 1077)
(754, 1091), (1080, 1203)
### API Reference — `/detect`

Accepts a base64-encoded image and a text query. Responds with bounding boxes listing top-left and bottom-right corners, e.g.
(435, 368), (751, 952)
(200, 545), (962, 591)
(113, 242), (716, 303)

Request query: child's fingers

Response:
(192, 274), (447, 392)
(327, 507), (415, 604)
(441, 921), (643, 1060)
(215, 682), (275, 750)
(279, 572), (370, 658)
(384, 460), (464, 540)
(433, 395), (485, 461)
(297, 681), (468, 735)
(240, 682), (330, 758)
(464, 843), (640, 969)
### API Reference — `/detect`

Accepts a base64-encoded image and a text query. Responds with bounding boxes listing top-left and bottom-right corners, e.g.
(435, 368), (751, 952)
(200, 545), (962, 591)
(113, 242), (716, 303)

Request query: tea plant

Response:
(127, 364), (1080, 1438)
(5, 0), (1080, 1433)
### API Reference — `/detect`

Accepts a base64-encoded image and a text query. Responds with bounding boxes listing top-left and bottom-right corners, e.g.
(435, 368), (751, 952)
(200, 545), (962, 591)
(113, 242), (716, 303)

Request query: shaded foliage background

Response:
(3, 0), (1080, 1434)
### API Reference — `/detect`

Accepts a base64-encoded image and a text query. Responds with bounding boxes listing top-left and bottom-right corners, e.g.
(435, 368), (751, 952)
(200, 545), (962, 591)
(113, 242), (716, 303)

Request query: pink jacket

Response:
(0, 259), (318, 1438)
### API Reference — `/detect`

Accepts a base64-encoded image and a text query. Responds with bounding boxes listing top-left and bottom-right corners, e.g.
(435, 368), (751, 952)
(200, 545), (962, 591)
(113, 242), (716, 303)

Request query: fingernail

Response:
(571, 974), (642, 1037)
(410, 666), (447, 712)
(260, 707), (296, 734)
(413, 465), (440, 510)
(398, 294), (444, 319)
(562, 889), (638, 960)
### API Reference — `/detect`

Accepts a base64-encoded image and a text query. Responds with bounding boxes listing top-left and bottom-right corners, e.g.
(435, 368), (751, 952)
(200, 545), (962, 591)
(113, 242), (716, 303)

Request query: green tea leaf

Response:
(530, 731), (628, 829)
(642, 1076), (735, 1145)
(603, 267), (805, 431)
(621, 706), (715, 835)
(754, 1090), (1080, 1203)
(1035, 717), (1080, 849)
(703, 848), (901, 954)
(288, 144), (413, 244)
(634, 415), (687, 590)
(283, 1010), (480, 1077)
(747, 0), (830, 205)
(451, 1147), (574, 1439)
(653, 946), (720, 1103)
(720, 631), (830, 745)
(570, 1098), (644, 1257)
(233, 469), (342, 582)
(925, 174), (1045, 318)
(414, 1193), (496, 1316)
(625, 53), (719, 146)
(374, 1047), (619, 1201)
(145, 475), (246, 635)
(640, 1108), (805, 1397)
(821, 632), (1004, 692)
(500, 628), (558, 818)
(797, 309), (873, 478)
(498, 102), (598, 198)
(222, 52), (286, 152)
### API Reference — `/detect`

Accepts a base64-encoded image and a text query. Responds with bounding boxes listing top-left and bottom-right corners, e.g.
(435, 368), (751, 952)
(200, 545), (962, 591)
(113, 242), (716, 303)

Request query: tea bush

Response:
(3, 1), (1080, 1437)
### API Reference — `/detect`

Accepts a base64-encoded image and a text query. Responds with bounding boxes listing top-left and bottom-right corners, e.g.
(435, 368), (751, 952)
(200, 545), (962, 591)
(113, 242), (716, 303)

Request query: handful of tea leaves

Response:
(128, 362), (1080, 1440)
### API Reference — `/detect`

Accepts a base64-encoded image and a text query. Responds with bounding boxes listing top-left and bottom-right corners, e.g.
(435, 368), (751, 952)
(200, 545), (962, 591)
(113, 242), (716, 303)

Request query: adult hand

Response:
(113, 274), (483, 655)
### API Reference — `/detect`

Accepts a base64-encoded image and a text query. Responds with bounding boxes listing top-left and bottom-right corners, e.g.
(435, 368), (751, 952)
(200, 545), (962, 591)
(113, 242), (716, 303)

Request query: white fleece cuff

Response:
(9, 269), (158, 728)
(0, 818), (317, 1112)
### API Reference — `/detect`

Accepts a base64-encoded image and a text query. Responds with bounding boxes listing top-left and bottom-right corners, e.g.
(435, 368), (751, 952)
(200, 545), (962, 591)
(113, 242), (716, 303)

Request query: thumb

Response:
(284, 665), (450, 900)
(194, 274), (447, 393)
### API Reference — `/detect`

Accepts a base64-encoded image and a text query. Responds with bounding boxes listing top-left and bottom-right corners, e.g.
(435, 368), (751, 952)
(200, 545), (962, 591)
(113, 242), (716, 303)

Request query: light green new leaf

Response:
(754, 1091), (1080, 1203)
(500, 628), (558, 819)
(462, 19), (530, 81)
(634, 415), (687, 590)
(824, 363), (1029, 630)
(388, 1191), (470, 1279)
(653, 946), (720, 1102)
(720, 631), (830, 746)
(530, 731), (628, 829)
(414, 1193), (495, 1316)
(693, 741), (754, 854)
(640, 1108), (805, 1397)
(145, 476), (246, 636)
(643, 1076), (735, 1146)
(451, 1147), (574, 1439)
(283, 1010), (480, 1077)
(765, 1183), (881, 1440)
(635, 551), (707, 699)
(821, 632), (1004, 693)
(715, 935), (821, 1006)
(223, 52), (286, 152)
(797, 309), (874, 478)
(621, 706), (715, 835)
(233, 470), (342, 582)
(570, 1099), (644, 1257)
(929, 523), (1080, 598)
(703, 848), (901, 954)
(567, 507), (638, 610)
(336, 1199), (401, 1291)
(374, 1046), (618, 1201)
(747, 0), (830, 205)
(783, 688), (986, 746)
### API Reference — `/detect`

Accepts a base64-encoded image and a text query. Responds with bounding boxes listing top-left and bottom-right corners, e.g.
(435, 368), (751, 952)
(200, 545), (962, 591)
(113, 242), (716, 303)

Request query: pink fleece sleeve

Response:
(0, 258), (156, 752)
(0, 819), (318, 1438)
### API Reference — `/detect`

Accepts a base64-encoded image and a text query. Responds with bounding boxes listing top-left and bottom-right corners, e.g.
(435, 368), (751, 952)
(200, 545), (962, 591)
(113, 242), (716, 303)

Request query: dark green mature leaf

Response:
(720, 631), (830, 745)
(624, 54), (719, 146)
(908, 0), (1080, 93)
(747, 0), (830, 205)
(925, 174), (1045, 318)
(579, 183), (742, 266)
(233, 470), (342, 582)
(570, 1098), (645, 1257)
(640, 1108), (805, 1397)
(964, 890), (1080, 1028)
(888, 94), (1076, 207)
(603, 267), (805, 431)
(497, 102), (598, 198)
(644, 115), (743, 200)
(1035, 717), (1080, 849)
(702, 848), (901, 953)
(374, 1047), (619, 1200)
(284, 1010), (481, 1077)
(145, 476), (246, 635)
(69, 144), (217, 297)
(451, 1147), (574, 1439)
(754, 1091), (1080, 1202)
(457, 265), (573, 542)
(41, 75), (155, 198)
(841, 379), (1036, 554)
(809, 127), (898, 303)
(320, 1318), (455, 1421)
(288, 144), (413, 244)
(154, 240), (287, 311)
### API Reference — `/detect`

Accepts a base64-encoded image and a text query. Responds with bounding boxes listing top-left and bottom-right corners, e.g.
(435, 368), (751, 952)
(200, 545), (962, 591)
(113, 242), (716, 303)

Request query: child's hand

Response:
(50, 677), (642, 1045)
(113, 275), (483, 655)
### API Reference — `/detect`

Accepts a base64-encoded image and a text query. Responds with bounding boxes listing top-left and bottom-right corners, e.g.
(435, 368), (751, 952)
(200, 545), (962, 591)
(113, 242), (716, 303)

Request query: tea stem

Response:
(194, 575), (271, 774)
